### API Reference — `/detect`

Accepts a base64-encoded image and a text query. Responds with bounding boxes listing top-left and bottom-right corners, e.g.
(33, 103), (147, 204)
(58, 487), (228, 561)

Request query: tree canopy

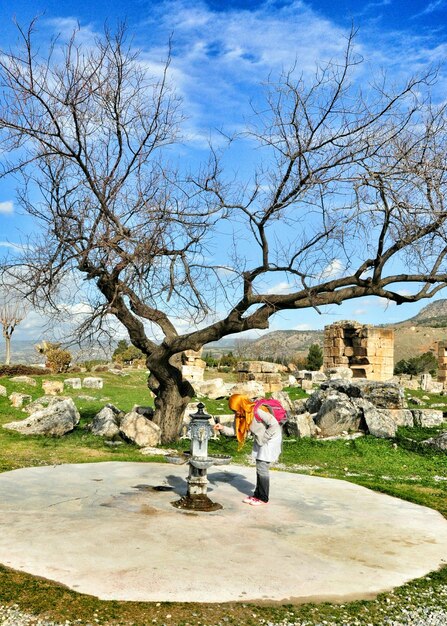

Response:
(1, 22), (447, 440)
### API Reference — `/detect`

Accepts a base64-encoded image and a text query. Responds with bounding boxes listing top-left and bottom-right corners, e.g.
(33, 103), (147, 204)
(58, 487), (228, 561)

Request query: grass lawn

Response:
(0, 371), (446, 625)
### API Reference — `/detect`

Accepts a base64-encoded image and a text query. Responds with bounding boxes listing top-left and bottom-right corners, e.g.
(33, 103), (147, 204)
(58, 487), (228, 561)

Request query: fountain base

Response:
(171, 494), (223, 512)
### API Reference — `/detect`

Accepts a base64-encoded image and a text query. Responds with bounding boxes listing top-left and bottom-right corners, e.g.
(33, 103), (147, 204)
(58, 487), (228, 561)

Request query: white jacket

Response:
(221, 407), (282, 463)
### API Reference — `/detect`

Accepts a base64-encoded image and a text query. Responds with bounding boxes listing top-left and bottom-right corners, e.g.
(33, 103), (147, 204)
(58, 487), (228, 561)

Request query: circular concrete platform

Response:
(0, 462), (446, 604)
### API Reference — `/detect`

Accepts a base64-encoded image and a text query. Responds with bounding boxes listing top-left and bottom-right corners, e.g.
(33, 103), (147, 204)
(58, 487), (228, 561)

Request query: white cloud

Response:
(0, 201), (13, 214)
(353, 308), (367, 315)
(0, 241), (26, 252)
(319, 259), (345, 280)
(266, 281), (293, 295)
(293, 323), (313, 330)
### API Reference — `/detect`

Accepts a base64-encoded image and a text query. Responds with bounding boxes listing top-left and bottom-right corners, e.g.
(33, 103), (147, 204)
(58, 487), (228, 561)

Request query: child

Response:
(214, 394), (282, 506)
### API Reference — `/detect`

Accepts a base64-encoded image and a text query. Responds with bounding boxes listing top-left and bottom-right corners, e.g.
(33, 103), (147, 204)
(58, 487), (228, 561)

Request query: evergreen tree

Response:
(306, 344), (323, 371)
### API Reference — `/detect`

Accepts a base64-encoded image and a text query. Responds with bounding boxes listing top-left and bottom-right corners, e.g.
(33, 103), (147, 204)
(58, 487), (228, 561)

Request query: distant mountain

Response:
(239, 329), (323, 361)
(395, 299), (447, 328)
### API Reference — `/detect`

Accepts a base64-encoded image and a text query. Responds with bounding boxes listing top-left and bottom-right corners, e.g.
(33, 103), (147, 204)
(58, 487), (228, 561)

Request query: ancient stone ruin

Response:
(323, 321), (394, 381)
(237, 361), (283, 392)
(181, 349), (206, 383)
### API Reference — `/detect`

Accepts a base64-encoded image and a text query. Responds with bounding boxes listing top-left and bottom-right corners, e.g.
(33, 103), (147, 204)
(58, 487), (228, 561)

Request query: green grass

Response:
(0, 371), (446, 625)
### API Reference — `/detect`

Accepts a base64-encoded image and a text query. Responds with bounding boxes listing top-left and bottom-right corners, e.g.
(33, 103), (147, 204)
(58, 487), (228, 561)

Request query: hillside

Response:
(239, 329), (323, 361)
(395, 299), (447, 328)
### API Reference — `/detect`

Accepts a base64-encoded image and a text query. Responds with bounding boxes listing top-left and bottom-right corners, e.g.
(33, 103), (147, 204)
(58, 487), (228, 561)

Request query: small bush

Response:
(45, 347), (72, 373)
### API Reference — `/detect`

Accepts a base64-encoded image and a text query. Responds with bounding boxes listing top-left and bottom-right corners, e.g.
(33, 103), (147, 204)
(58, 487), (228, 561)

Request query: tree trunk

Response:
(148, 354), (195, 443)
(4, 334), (11, 366)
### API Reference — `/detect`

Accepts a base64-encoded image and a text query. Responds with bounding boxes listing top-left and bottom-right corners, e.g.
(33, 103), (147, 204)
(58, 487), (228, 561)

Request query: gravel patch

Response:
(2, 602), (447, 626)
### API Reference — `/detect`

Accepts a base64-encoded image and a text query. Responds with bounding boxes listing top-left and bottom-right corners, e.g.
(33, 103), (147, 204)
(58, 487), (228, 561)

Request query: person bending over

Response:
(214, 393), (282, 506)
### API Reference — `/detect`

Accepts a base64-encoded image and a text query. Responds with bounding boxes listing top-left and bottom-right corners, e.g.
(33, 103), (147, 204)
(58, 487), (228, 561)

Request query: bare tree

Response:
(1, 23), (447, 441)
(0, 296), (27, 365)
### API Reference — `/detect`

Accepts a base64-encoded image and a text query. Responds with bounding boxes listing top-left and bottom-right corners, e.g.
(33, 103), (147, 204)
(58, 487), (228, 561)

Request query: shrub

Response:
(45, 346), (72, 373)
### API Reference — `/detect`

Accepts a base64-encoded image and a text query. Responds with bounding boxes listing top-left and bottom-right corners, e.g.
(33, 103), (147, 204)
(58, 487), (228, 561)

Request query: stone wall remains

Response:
(237, 361), (283, 393)
(323, 321), (394, 382)
(181, 349), (206, 383)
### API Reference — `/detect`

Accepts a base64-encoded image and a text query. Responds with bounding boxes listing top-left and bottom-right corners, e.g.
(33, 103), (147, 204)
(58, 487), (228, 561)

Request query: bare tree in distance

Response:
(1, 21), (447, 441)
(0, 295), (27, 365)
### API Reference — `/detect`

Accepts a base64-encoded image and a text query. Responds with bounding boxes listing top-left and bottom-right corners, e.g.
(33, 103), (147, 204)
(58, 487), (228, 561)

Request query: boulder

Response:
(82, 377), (103, 389)
(42, 380), (64, 395)
(10, 376), (37, 386)
(411, 409), (445, 428)
(90, 405), (123, 438)
(119, 410), (161, 447)
(3, 398), (80, 436)
(288, 375), (298, 387)
(300, 370), (327, 383)
(320, 379), (405, 409)
(293, 398), (307, 414)
(377, 409), (414, 427)
(304, 387), (333, 414)
(422, 432), (447, 452)
(314, 392), (362, 436)
(24, 395), (68, 414)
(9, 392), (32, 408)
(356, 399), (397, 438)
(287, 412), (317, 438)
(228, 381), (265, 398)
(193, 378), (228, 400)
(64, 378), (82, 389)
(324, 367), (353, 380)
(0, 384), (7, 397)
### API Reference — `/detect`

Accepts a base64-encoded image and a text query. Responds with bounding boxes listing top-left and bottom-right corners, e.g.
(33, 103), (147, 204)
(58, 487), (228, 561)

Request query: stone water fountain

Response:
(167, 403), (231, 511)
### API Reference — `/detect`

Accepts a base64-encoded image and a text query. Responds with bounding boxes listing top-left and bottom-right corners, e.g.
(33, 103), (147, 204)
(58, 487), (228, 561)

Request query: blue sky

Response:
(1, 0), (447, 342)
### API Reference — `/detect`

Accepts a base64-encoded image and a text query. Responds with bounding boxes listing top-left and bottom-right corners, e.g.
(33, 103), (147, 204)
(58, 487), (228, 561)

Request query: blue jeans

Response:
(253, 459), (270, 502)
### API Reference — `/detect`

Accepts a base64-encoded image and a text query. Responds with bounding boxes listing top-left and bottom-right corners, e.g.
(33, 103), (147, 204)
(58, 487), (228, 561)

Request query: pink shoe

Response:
(242, 496), (256, 504)
(249, 498), (267, 506)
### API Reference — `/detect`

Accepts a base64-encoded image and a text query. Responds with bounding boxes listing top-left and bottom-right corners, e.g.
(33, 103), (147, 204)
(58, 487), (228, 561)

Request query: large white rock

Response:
(411, 409), (445, 427)
(64, 378), (82, 389)
(83, 377), (103, 389)
(324, 367), (353, 380)
(24, 395), (69, 415)
(357, 399), (397, 439)
(291, 412), (317, 438)
(42, 380), (64, 395)
(10, 376), (37, 386)
(228, 381), (264, 398)
(0, 384), (7, 397)
(90, 405), (123, 438)
(193, 378), (228, 399)
(3, 398), (80, 436)
(120, 410), (160, 447)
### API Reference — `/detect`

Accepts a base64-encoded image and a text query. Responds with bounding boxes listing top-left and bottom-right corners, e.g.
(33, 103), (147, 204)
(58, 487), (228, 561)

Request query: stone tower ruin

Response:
(323, 321), (394, 381)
